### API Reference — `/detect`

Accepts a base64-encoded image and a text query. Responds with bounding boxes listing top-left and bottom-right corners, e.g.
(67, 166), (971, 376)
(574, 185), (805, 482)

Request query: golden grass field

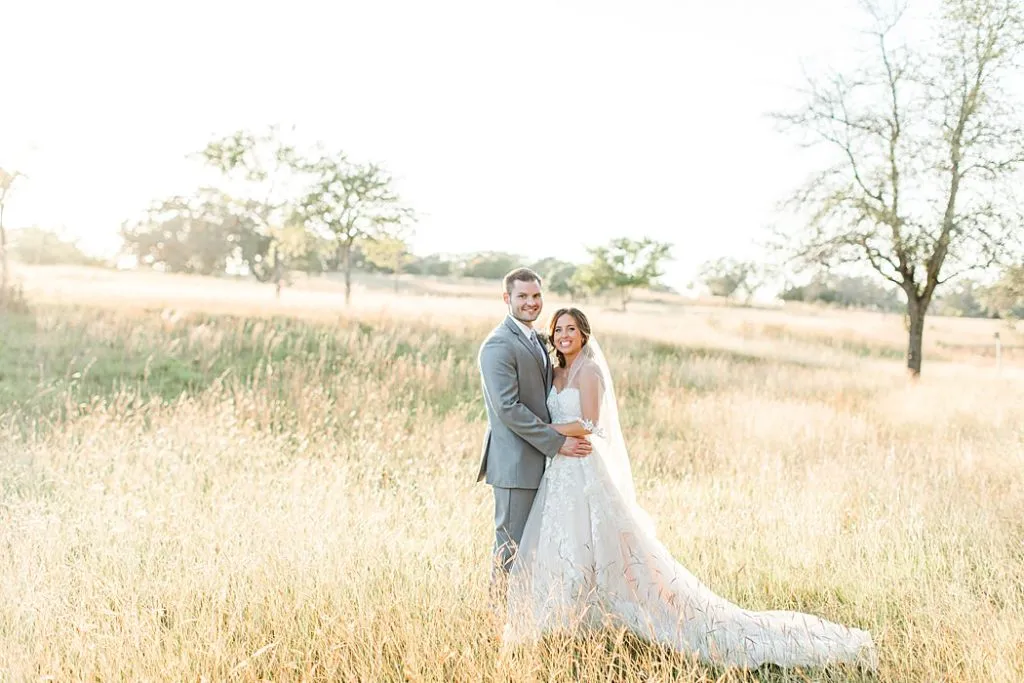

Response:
(1, 263), (1023, 682)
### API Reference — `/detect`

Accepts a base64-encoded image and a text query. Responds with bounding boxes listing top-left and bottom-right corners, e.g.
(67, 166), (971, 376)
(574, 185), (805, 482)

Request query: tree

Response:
(121, 190), (241, 275)
(297, 152), (413, 305)
(0, 168), (25, 304)
(405, 253), (454, 277)
(530, 257), (579, 299)
(572, 237), (672, 311)
(10, 227), (105, 266)
(698, 257), (760, 300)
(982, 264), (1024, 318)
(779, 272), (905, 312)
(274, 219), (331, 275)
(775, 0), (1024, 376)
(458, 252), (523, 280)
(197, 126), (305, 296)
(362, 233), (415, 292)
(229, 208), (330, 295)
(934, 278), (994, 317)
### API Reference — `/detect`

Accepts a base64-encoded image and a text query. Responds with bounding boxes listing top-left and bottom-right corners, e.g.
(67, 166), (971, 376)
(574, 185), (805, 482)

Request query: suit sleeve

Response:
(480, 337), (566, 458)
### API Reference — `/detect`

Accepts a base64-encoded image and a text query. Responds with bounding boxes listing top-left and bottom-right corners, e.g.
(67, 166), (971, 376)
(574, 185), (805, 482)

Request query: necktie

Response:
(529, 331), (546, 367)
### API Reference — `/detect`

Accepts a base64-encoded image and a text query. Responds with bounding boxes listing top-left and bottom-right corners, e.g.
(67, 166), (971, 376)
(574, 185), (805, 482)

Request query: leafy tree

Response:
(296, 152), (413, 305)
(10, 227), (105, 266)
(275, 220), (331, 275)
(982, 265), (1024, 318)
(934, 278), (994, 318)
(121, 189), (241, 275)
(405, 253), (454, 277)
(231, 211), (330, 295)
(197, 126), (305, 295)
(362, 232), (415, 292)
(779, 272), (905, 312)
(530, 257), (579, 299)
(774, 0), (1024, 376)
(572, 237), (672, 311)
(458, 252), (523, 280)
(0, 167), (25, 304)
(698, 258), (760, 300)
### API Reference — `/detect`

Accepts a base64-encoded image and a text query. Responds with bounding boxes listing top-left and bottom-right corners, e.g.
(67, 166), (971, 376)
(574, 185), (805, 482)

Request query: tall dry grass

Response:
(0, 278), (1022, 681)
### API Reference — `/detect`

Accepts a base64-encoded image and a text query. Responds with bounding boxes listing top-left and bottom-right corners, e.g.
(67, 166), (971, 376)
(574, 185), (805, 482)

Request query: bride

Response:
(504, 307), (878, 671)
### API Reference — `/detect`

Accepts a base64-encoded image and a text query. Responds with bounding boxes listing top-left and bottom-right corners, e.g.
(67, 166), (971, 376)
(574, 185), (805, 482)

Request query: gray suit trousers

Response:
(491, 486), (537, 581)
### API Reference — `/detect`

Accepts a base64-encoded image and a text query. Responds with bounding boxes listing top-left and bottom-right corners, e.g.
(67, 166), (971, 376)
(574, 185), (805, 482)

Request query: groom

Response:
(477, 267), (592, 595)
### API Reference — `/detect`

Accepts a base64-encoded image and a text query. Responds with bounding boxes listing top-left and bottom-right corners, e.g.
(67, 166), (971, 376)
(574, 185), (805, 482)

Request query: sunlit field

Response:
(2, 264), (1022, 681)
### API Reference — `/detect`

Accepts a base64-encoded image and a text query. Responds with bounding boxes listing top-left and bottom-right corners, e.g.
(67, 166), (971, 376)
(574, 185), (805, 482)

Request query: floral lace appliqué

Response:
(578, 418), (605, 438)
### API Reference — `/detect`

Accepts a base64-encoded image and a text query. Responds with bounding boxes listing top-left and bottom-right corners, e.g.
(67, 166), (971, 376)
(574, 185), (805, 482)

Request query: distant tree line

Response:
(13, 212), (1024, 322)
(779, 270), (1024, 322)
(696, 254), (1024, 322)
(931, 270), (1024, 320)
(291, 237), (674, 311)
(107, 126), (676, 308)
(6, 227), (106, 268)
(778, 273), (904, 313)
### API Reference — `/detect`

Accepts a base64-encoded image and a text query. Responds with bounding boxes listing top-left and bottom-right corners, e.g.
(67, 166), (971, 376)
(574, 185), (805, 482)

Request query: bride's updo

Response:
(547, 307), (592, 368)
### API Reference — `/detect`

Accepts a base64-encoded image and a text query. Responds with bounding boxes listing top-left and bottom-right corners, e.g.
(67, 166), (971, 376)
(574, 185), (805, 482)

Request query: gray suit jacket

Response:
(477, 317), (565, 488)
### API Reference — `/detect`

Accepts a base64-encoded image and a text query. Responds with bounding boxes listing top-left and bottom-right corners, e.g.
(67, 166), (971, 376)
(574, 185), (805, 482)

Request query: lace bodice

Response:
(547, 387), (581, 423)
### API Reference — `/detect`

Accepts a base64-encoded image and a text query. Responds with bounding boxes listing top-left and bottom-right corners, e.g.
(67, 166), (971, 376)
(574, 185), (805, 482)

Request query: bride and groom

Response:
(477, 267), (878, 671)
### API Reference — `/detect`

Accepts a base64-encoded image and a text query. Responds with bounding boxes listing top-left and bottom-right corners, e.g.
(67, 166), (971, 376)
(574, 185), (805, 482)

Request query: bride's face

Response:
(553, 313), (585, 357)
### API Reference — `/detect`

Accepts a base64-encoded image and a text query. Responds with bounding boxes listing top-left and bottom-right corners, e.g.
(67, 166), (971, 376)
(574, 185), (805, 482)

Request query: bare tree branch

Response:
(773, 0), (1024, 375)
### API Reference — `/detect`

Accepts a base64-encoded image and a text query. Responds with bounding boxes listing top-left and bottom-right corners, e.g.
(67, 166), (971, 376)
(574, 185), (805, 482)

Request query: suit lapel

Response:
(504, 317), (547, 377)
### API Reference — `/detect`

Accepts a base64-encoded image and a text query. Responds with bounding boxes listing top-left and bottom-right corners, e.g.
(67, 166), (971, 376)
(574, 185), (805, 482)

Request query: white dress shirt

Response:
(508, 314), (536, 340)
(508, 315), (546, 360)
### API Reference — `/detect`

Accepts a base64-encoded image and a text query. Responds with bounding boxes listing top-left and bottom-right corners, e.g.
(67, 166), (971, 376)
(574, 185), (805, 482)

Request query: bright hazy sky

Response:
(4, 0), (922, 289)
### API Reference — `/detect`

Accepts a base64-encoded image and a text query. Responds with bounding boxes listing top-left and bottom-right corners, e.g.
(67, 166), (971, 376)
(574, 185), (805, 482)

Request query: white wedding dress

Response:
(504, 345), (878, 671)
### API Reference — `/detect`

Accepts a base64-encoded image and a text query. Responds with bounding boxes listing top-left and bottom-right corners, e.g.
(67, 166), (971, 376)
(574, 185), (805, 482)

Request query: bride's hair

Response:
(548, 307), (592, 368)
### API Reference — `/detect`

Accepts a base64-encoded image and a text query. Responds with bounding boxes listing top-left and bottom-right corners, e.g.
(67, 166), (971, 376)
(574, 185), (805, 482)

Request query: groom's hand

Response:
(559, 436), (592, 458)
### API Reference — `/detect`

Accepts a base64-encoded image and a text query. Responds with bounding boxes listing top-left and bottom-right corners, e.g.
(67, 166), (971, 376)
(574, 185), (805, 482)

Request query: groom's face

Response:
(504, 279), (543, 325)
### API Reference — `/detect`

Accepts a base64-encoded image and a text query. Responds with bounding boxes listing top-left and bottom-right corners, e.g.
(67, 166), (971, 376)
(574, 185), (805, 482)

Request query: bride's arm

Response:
(550, 421), (589, 437)
(551, 365), (604, 437)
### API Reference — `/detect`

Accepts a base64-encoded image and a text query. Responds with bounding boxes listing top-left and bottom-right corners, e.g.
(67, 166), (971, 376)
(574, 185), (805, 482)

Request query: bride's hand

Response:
(558, 436), (592, 458)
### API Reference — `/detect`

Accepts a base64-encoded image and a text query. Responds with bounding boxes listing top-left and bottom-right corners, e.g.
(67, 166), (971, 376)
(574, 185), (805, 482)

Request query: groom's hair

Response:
(503, 267), (543, 294)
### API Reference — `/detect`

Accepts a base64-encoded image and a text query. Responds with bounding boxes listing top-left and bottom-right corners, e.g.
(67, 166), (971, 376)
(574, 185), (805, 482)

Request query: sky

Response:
(2, 0), (916, 291)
